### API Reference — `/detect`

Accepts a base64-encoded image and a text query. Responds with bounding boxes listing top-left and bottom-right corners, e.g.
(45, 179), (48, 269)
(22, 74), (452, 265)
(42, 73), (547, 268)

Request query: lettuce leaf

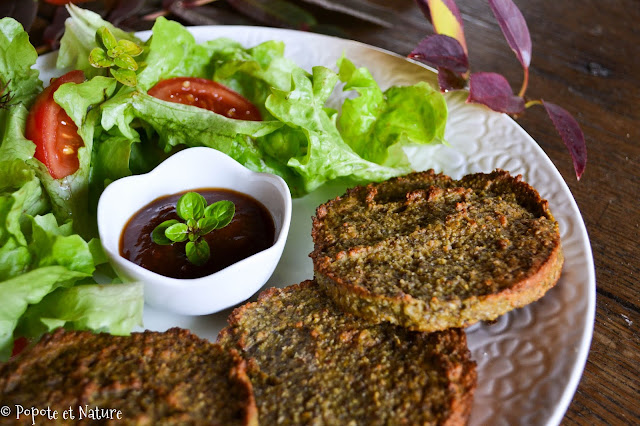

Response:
(16, 282), (143, 340)
(0, 266), (91, 359)
(0, 17), (41, 104)
(0, 17), (143, 361)
(264, 66), (409, 193)
(337, 56), (447, 168)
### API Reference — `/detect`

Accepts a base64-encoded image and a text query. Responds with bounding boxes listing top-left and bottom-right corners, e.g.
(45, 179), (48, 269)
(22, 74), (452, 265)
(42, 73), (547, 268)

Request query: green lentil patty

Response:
(0, 328), (257, 426)
(218, 281), (476, 425)
(311, 169), (564, 332)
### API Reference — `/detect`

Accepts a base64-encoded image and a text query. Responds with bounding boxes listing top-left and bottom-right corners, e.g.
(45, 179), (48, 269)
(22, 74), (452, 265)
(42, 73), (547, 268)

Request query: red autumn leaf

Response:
(467, 72), (525, 114)
(543, 101), (587, 179)
(488, 0), (531, 68)
(409, 34), (468, 74)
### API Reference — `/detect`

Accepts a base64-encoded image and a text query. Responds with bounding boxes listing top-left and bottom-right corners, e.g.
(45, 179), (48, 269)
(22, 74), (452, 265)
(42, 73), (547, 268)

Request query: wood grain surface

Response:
(13, 0), (640, 424)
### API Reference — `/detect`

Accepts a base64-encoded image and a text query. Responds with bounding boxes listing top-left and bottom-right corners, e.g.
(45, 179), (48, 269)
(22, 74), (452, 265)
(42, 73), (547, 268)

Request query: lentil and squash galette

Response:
(311, 169), (563, 332)
(219, 280), (476, 425)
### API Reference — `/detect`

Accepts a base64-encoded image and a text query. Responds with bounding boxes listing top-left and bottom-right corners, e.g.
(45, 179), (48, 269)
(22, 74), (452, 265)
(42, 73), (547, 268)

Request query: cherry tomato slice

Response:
(147, 77), (262, 121)
(25, 70), (86, 180)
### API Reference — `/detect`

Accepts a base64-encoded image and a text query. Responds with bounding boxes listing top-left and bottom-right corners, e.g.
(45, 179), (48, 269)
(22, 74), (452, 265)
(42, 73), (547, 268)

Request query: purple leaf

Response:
(488, 0), (531, 69)
(43, 6), (70, 50)
(414, 0), (433, 23)
(467, 72), (525, 114)
(437, 67), (467, 91)
(543, 101), (587, 179)
(417, 0), (468, 53)
(409, 34), (469, 73)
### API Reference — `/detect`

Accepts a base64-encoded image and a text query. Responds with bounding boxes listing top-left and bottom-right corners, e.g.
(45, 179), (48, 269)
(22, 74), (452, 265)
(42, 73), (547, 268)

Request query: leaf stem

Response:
(524, 99), (543, 109)
(518, 66), (529, 98)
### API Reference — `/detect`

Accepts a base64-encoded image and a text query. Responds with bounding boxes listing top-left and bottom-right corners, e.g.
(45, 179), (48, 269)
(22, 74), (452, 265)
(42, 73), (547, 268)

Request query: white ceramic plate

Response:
(36, 26), (595, 426)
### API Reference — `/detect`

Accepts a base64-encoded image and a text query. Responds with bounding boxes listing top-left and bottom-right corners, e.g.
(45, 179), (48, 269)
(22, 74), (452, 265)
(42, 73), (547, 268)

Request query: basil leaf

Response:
(176, 192), (207, 221)
(151, 219), (179, 245)
(89, 47), (113, 68)
(118, 39), (143, 57)
(186, 239), (210, 266)
(204, 200), (235, 229)
(110, 68), (137, 87)
(96, 26), (118, 52)
(197, 216), (220, 235)
(114, 53), (138, 71)
(165, 223), (189, 242)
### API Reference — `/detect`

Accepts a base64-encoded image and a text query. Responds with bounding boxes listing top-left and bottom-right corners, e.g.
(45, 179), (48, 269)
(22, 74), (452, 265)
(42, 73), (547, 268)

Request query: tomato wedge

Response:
(148, 77), (262, 121)
(26, 70), (86, 180)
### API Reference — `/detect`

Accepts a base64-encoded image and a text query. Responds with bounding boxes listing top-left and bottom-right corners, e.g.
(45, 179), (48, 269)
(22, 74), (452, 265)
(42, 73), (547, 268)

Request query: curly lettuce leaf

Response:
(136, 17), (207, 90)
(16, 282), (143, 341)
(0, 17), (41, 104)
(207, 38), (301, 118)
(0, 266), (92, 359)
(0, 164), (139, 360)
(0, 165), (95, 359)
(0, 18), (41, 164)
(337, 57), (447, 168)
(0, 17), (143, 360)
(264, 66), (409, 193)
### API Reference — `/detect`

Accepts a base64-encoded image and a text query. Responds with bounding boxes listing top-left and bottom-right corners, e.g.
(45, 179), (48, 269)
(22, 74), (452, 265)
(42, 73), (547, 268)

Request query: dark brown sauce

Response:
(120, 188), (275, 279)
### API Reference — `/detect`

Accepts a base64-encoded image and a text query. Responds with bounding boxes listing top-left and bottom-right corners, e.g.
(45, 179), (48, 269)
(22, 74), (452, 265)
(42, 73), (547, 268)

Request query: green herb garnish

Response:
(151, 192), (235, 266)
(89, 26), (143, 87)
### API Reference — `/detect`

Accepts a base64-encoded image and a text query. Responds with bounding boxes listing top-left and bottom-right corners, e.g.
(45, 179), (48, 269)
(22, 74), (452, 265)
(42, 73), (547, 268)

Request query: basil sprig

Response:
(89, 26), (143, 87)
(152, 192), (235, 266)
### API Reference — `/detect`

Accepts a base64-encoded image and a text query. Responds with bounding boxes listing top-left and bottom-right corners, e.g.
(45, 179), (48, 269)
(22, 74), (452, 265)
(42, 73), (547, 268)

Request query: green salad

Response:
(0, 5), (448, 360)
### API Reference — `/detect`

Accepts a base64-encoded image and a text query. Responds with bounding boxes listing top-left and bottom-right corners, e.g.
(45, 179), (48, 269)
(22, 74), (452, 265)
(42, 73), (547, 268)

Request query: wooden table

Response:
(18, 0), (640, 423)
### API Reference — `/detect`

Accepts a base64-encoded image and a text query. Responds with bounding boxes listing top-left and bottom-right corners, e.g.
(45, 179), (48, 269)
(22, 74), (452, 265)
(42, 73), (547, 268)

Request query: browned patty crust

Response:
(219, 280), (477, 425)
(0, 328), (257, 426)
(311, 169), (564, 332)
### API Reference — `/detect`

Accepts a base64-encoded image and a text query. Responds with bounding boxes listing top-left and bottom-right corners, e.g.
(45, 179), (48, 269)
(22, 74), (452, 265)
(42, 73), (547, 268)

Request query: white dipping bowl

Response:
(97, 147), (292, 315)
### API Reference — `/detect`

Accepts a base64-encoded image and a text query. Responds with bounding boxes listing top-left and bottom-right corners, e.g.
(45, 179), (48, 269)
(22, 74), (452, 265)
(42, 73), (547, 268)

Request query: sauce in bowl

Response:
(120, 188), (275, 279)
